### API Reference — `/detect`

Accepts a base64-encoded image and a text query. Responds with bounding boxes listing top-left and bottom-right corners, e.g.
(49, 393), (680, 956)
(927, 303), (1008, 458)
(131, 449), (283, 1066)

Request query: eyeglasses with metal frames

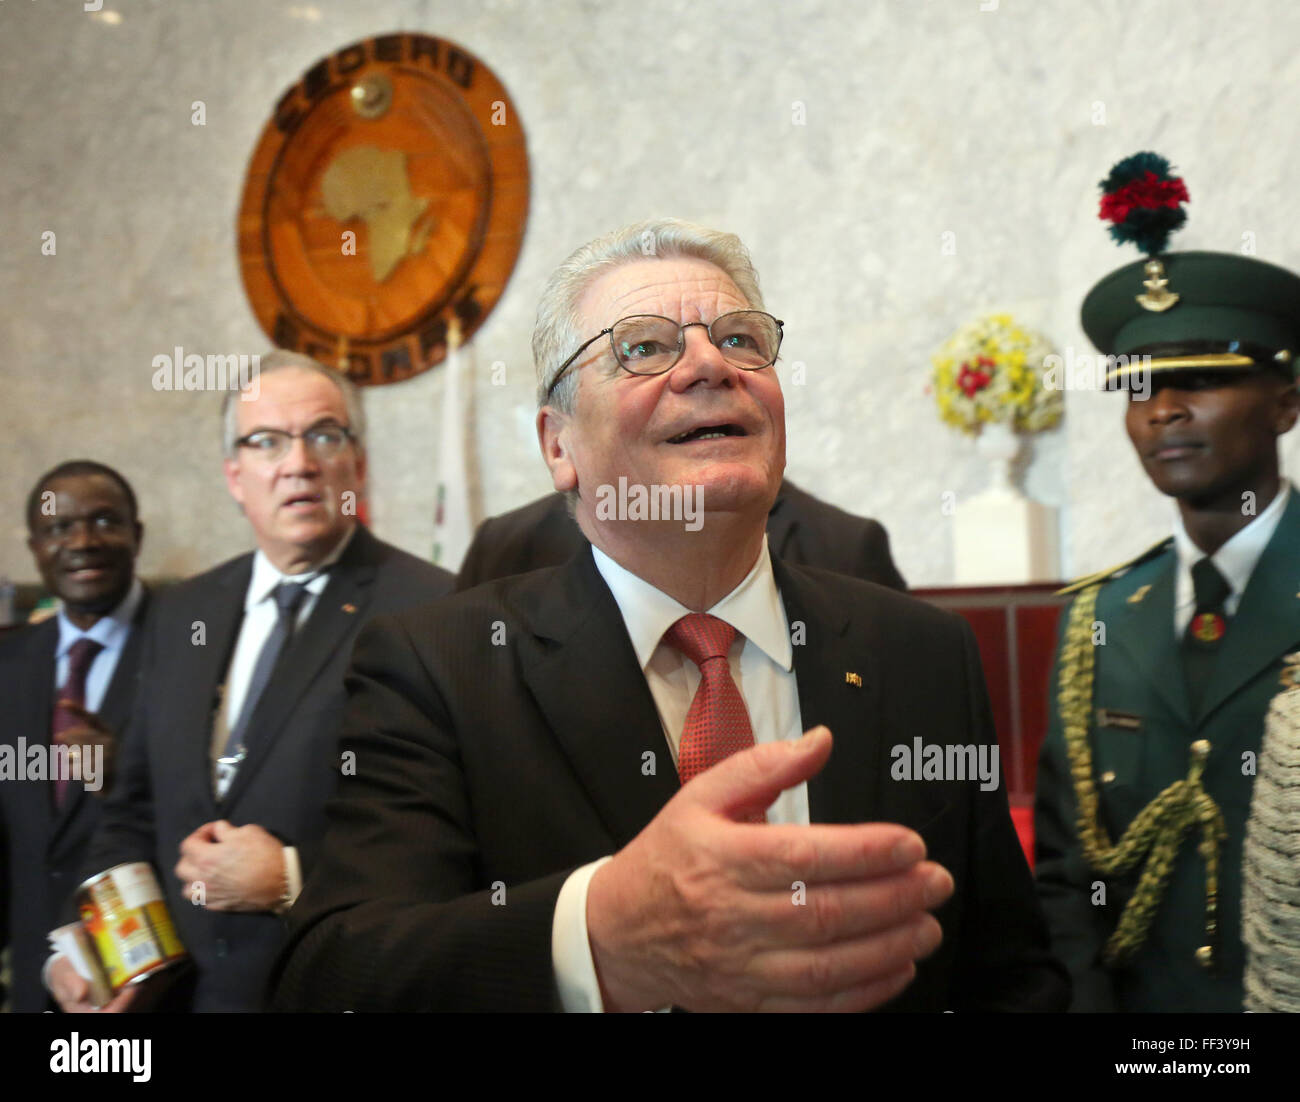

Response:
(544, 310), (784, 399)
(234, 420), (356, 462)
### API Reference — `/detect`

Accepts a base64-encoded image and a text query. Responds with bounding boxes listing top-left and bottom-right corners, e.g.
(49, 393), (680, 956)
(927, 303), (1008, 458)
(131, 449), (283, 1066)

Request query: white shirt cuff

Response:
(43, 952), (65, 995)
(283, 845), (302, 907)
(551, 856), (612, 1013)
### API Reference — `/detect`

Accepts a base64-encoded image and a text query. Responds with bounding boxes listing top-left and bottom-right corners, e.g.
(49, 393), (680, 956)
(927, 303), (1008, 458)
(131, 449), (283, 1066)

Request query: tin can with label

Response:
(77, 862), (188, 992)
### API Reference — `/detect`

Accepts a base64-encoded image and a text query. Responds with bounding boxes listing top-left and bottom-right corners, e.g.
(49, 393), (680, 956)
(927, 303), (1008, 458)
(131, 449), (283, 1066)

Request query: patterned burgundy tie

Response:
(663, 614), (764, 821)
(53, 636), (104, 808)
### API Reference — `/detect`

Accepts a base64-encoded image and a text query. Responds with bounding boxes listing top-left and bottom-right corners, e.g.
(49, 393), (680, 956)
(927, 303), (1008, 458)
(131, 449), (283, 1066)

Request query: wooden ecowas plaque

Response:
(237, 33), (529, 385)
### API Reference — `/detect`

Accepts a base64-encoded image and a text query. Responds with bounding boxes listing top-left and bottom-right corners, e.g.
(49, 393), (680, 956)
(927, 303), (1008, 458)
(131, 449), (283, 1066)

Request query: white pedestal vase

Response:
(953, 422), (1060, 585)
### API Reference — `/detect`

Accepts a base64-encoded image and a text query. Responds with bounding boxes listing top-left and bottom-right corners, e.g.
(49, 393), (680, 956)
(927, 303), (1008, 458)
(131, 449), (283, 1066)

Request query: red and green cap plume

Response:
(1098, 152), (1189, 255)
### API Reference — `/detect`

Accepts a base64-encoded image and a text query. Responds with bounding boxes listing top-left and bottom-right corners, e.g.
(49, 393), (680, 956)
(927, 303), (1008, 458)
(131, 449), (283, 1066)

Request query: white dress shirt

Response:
(217, 526), (355, 742)
(53, 578), (144, 708)
(1172, 482), (1290, 637)
(551, 536), (807, 1012)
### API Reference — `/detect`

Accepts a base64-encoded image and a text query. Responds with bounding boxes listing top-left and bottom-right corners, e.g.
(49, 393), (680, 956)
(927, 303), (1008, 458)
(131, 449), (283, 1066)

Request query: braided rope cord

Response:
(1242, 670), (1300, 1012)
(1058, 585), (1227, 968)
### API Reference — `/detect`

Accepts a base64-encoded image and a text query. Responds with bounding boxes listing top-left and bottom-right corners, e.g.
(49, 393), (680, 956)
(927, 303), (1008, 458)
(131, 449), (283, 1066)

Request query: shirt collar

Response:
(56, 577), (144, 660)
(246, 524), (356, 611)
(1173, 481), (1291, 605)
(591, 534), (793, 672)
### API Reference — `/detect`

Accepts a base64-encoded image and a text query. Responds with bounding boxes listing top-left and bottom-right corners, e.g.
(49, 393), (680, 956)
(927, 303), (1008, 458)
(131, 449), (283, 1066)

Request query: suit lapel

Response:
(1201, 492), (1300, 719)
(1107, 551), (1192, 727)
(519, 549), (680, 848)
(18, 621), (58, 755)
(519, 547), (880, 839)
(28, 621), (58, 745)
(95, 588), (151, 735)
(173, 560), (250, 814)
(218, 528), (378, 810)
(9, 622), (57, 848)
(771, 558), (880, 824)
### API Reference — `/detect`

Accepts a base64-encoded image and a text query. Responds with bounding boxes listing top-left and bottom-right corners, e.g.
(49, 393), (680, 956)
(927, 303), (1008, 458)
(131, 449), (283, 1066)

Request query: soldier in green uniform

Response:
(1035, 153), (1300, 1011)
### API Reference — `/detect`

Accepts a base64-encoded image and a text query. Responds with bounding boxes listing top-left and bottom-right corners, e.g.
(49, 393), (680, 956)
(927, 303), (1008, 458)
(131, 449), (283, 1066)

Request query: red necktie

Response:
(53, 636), (103, 807)
(664, 615), (762, 820)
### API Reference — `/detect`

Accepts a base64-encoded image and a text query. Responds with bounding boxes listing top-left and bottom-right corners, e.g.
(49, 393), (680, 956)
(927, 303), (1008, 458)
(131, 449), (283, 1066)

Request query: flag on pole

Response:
(432, 318), (475, 570)
(337, 335), (372, 527)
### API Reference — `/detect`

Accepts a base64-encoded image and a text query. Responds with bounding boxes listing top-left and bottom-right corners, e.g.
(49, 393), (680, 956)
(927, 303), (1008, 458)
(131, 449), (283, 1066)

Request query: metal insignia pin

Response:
(342, 603), (357, 614)
(1136, 259), (1180, 313)
(845, 672), (862, 688)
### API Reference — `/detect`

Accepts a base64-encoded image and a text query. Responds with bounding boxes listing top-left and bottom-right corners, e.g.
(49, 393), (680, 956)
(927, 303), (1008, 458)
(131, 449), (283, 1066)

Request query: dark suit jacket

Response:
(1035, 490), (1300, 1011)
(272, 547), (1066, 1012)
(455, 479), (907, 591)
(0, 591), (150, 1012)
(76, 525), (453, 1012)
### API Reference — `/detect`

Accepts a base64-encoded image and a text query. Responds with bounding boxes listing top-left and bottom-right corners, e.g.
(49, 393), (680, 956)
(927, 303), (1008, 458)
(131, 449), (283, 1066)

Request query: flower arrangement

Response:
(930, 314), (1061, 435)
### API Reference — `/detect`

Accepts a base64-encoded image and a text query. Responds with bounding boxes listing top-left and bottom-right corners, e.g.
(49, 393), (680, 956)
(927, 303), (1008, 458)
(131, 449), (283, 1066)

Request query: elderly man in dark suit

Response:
(273, 219), (1066, 1012)
(49, 352), (453, 1012)
(0, 461), (148, 1012)
(455, 480), (907, 591)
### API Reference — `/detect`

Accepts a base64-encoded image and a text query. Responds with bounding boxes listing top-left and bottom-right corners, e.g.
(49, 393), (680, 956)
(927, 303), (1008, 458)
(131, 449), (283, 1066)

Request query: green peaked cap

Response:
(1081, 251), (1300, 384)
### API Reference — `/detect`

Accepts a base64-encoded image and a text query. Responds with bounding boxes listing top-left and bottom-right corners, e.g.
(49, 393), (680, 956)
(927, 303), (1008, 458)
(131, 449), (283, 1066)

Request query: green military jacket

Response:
(1035, 489), (1300, 1011)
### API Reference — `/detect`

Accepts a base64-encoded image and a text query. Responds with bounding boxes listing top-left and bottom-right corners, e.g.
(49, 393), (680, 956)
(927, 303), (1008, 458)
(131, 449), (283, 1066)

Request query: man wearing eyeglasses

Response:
(1, 461), (148, 1012)
(273, 219), (1066, 1012)
(48, 351), (453, 1012)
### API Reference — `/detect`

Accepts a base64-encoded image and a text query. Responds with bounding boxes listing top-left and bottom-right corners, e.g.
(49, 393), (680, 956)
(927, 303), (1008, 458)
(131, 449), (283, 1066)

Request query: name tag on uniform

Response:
(1096, 708), (1142, 731)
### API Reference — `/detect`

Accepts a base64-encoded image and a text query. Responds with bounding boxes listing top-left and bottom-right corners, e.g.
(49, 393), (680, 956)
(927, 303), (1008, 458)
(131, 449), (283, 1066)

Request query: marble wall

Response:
(4, 0), (1300, 586)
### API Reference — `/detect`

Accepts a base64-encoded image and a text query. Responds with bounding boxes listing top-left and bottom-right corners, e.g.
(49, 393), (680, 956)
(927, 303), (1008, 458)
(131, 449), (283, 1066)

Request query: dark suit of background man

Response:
(274, 218), (1067, 1012)
(1036, 242), (1300, 1012)
(456, 480), (907, 591)
(0, 461), (147, 1012)
(49, 352), (453, 1013)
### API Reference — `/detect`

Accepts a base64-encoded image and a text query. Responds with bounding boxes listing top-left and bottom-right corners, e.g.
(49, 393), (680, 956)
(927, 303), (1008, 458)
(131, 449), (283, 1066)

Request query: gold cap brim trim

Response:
(1104, 353), (1256, 384)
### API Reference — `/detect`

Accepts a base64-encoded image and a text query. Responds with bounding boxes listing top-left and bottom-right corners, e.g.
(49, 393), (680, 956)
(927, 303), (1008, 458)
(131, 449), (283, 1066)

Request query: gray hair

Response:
(221, 349), (366, 458)
(532, 218), (766, 413)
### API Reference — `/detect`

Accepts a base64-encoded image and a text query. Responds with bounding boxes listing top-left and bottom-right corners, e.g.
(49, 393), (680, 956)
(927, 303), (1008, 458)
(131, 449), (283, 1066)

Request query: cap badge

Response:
(1137, 259), (1180, 313)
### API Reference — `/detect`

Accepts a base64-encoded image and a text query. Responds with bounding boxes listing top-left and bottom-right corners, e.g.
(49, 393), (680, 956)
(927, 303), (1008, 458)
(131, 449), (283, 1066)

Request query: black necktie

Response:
(1183, 558), (1230, 715)
(224, 581), (308, 756)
